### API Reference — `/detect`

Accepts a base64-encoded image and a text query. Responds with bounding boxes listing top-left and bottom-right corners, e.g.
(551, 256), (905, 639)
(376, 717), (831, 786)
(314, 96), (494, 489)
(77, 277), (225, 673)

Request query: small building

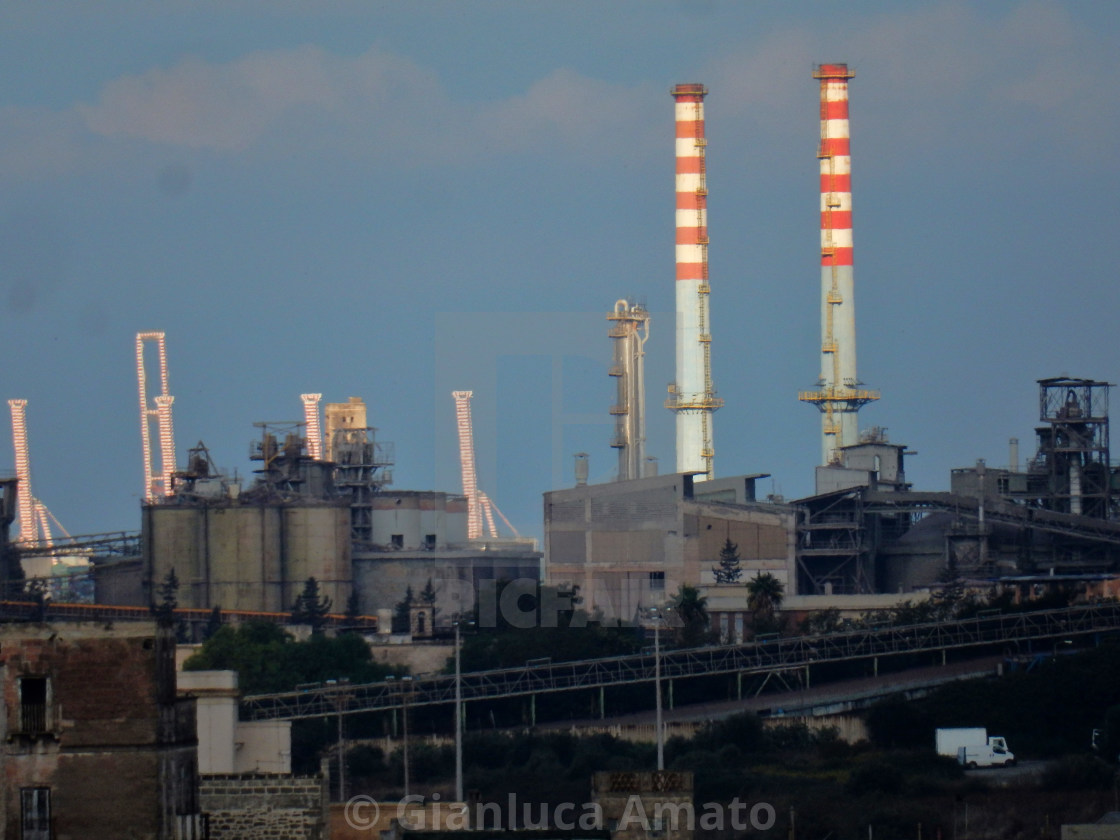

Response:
(592, 771), (694, 840)
(177, 670), (291, 775)
(0, 620), (203, 839)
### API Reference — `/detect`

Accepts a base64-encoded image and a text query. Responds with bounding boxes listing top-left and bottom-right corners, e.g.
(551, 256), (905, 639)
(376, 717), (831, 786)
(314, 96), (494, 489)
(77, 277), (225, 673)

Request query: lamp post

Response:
(326, 678), (350, 801)
(401, 676), (413, 799)
(454, 615), (463, 803)
(647, 605), (665, 771)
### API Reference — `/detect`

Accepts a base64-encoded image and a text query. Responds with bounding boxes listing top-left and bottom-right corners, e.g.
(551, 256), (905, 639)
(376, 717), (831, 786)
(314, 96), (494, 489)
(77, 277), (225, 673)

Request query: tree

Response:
(205, 605), (223, 640)
(420, 577), (438, 623)
(344, 589), (362, 622)
(153, 567), (179, 624)
(183, 620), (396, 694)
(671, 584), (715, 648)
(391, 585), (414, 633)
(290, 576), (332, 634)
(712, 538), (743, 584)
(746, 571), (785, 634)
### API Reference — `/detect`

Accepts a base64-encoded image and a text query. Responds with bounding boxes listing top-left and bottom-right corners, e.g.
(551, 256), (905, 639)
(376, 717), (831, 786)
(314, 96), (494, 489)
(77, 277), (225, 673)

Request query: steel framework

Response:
(239, 601), (1120, 722)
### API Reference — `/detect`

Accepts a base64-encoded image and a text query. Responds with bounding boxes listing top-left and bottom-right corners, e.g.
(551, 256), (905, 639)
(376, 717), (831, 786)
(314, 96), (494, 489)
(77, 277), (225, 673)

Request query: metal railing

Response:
(240, 601), (1120, 722)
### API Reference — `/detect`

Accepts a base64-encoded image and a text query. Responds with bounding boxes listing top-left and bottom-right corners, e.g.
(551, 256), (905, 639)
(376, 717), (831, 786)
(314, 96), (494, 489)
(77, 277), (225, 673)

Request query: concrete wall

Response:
(200, 774), (327, 840)
(545, 474), (798, 622)
(370, 492), (468, 549)
(353, 550), (541, 617)
(178, 670), (292, 775)
(143, 501), (352, 613)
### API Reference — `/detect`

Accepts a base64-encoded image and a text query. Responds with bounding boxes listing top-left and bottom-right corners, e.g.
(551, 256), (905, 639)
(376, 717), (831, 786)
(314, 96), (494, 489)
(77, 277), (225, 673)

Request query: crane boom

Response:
(136, 332), (177, 499)
(452, 391), (482, 540)
(7, 399), (35, 542)
(301, 394), (323, 460)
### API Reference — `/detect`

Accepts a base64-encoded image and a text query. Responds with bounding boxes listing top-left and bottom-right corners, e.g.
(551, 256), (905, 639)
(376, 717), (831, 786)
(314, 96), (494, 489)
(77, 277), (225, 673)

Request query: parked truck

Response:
(935, 727), (1015, 768)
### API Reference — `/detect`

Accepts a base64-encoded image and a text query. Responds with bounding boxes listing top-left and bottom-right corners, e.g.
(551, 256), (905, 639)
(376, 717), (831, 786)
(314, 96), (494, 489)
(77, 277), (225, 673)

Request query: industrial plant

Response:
(2, 63), (1119, 639)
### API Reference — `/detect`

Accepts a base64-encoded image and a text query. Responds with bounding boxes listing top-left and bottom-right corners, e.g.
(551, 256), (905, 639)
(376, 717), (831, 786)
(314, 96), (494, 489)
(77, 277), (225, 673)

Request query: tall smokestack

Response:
(799, 64), (878, 464)
(667, 83), (721, 479)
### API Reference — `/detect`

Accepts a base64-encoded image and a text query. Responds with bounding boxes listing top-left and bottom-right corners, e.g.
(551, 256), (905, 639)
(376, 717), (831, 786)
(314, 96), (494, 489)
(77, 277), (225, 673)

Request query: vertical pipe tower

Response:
(608, 300), (651, 481)
(667, 83), (721, 479)
(799, 64), (878, 464)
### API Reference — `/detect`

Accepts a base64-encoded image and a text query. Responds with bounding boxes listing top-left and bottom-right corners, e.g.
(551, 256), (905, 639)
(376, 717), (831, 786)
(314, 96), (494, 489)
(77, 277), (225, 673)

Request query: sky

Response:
(0, 1), (1118, 544)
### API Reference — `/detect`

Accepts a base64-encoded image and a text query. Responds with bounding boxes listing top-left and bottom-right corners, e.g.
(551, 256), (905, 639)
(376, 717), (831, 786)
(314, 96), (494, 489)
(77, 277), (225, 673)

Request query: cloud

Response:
(0, 4), (1115, 180)
(703, 2), (1119, 171)
(70, 45), (658, 168)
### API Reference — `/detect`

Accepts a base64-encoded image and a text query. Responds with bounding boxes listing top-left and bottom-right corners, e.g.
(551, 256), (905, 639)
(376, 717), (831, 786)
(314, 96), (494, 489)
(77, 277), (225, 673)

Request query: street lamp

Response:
(401, 676), (414, 799)
(454, 615), (463, 803)
(646, 605), (666, 771)
(326, 678), (350, 802)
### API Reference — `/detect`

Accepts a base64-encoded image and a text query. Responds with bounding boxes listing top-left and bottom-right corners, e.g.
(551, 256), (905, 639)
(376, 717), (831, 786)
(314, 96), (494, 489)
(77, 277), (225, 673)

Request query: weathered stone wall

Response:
(0, 622), (199, 840)
(200, 774), (327, 840)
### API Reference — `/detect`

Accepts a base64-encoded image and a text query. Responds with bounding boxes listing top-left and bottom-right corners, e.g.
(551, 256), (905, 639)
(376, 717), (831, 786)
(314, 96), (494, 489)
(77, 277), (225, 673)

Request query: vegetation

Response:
(289, 576), (332, 633)
(182, 620), (396, 694)
(711, 537), (743, 584)
(336, 711), (1115, 840)
(391, 585), (414, 633)
(670, 584), (716, 648)
(865, 642), (1120, 758)
(153, 567), (179, 623)
(746, 571), (785, 635)
(456, 581), (643, 672)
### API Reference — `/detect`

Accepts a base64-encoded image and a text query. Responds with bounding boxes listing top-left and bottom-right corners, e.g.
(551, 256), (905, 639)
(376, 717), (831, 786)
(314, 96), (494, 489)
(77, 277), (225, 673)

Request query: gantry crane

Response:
(136, 332), (177, 500)
(301, 393), (324, 460)
(7, 398), (68, 545)
(451, 391), (519, 540)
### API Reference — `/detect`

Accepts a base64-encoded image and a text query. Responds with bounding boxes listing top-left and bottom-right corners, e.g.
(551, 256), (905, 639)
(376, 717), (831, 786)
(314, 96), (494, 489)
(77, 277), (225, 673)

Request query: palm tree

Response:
(746, 572), (785, 633)
(671, 584), (713, 648)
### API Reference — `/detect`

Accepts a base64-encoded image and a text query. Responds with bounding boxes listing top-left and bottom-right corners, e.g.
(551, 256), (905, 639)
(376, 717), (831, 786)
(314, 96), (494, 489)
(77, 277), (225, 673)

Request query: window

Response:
(649, 571), (665, 592)
(21, 787), (50, 840)
(19, 677), (48, 735)
(424, 534), (437, 550)
(391, 534), (404, 549)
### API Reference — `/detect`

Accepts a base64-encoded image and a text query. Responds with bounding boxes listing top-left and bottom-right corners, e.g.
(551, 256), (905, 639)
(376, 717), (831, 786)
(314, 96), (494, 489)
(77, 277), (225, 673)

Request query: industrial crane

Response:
(136, 332), (177, 500)
(301, 393), (323, 460)
(451, 391), (519, 540)
(7, 398), (68, 545)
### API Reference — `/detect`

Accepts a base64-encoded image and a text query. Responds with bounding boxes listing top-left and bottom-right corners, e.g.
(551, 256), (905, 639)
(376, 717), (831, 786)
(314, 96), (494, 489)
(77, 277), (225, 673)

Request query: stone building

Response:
(0, 621), (203, 839)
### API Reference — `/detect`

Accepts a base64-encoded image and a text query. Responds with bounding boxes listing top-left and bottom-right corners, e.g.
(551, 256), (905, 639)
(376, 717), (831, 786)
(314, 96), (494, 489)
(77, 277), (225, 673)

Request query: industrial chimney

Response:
(608, 300), (650, 481)
(799, 64), (879, 465)
(667, 83), (722, 479)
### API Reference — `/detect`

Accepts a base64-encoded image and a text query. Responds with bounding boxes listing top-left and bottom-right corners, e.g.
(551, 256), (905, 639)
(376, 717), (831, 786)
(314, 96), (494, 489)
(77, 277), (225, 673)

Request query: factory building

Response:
(544, 472), (796, 623)
(794, 378), (1120, 596)
(353, 490), (540, 619)
(94, 401), (539, 621)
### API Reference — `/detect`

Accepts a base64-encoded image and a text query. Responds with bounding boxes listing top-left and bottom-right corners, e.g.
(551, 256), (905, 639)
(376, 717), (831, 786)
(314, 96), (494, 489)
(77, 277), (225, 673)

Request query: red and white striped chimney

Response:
(799, 64), (877, 464)
(667, 83), (721, 478)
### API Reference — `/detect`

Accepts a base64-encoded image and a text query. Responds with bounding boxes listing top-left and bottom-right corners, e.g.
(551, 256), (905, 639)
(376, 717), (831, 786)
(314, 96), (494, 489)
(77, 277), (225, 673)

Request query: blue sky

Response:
(1, 1), (1117, 542)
